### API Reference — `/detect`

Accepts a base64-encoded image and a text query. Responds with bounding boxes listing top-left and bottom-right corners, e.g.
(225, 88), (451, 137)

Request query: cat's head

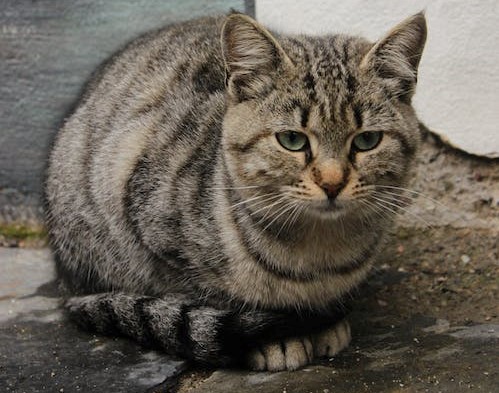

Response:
(221, 13), (426, 223)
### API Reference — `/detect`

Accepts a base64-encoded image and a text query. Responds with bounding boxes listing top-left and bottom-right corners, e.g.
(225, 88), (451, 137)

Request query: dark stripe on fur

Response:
(123, 153), (154, 242)
(353, 105), (363, 129)
(177, 303), (196, 357)
(288, 38), (318, 102)
(191, 119), (222, 216)
(229, 130), (271, 154)
(388, 131), (415, 157)
(133, 297), (158, 346)
(192, 56), (225, 94)
(301, 107), (310, 128)
(161, 248), (191, 267)
(243, 241), (375, 282)
(173, 107), (200, 142)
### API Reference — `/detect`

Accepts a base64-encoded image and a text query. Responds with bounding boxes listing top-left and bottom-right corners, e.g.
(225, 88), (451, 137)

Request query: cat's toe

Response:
(263, 342), (287, 371)
(247, 338), (312, 371)
(247, 347), (267, 371)
(312, 319), (351, 358)
(283, 338), (311, 370)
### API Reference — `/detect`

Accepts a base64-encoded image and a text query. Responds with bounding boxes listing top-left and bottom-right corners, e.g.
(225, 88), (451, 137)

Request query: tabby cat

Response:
(45, 12), (427, 371)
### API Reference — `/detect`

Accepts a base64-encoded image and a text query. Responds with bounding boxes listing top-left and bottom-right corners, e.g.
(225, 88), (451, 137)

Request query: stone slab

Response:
(0, 248), (185, 392)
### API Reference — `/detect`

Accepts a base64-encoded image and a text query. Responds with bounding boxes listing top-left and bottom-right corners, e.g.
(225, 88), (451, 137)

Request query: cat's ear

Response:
(221, 14), (294, 102)
(361, 12), (427, 102)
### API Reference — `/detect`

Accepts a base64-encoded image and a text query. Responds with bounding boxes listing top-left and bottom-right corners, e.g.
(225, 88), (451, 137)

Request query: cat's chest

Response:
(224, 247), (375, 309)
(258, 220), (379, 275)
(217, 221), (380, 309)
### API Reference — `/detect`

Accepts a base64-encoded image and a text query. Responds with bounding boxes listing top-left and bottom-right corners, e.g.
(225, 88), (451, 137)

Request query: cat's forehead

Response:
(269, 35), (377, 140)
(283, 34), (371, 86)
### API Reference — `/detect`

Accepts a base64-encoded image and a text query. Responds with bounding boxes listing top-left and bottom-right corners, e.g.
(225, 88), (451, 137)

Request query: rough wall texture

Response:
(0, 0), (248, 224)
(256, 0), (499, 158)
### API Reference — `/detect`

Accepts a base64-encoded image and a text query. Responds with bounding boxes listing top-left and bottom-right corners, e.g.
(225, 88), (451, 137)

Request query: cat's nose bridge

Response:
(313, 159), (343, 184)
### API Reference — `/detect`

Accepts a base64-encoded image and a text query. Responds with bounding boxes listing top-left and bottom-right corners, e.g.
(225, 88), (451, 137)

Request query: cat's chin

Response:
(308, 200), (348, 221)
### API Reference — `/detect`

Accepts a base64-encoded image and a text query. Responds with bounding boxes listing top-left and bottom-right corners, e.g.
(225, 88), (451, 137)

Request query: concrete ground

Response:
(1, 134), (498, 392)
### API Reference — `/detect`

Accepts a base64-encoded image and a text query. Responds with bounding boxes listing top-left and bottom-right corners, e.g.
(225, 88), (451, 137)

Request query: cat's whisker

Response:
(371, 190), (412, 207)
(368, 198), (402, 220)
(370, 193), (412, 211)
(208, 185), (263, 191)
(286, 208), (301, 232)
(261, 200), (297, 233)
(276, 201), (303, 237)
(229, 192), (278, 210)
(290, 203), (306, 227)
(250, 194), (290, 215)
(236, 194), (286, 219)
(275, 203), (297, 237)
(359, 194), (402, 221)
(355, 199), (379, 230)
(372, 184), (449, 210)
(373, 161), (406, 174)
(369, 194), (433, 227)
(363, 200), (393, 228)
(363, 208), (393, 228)
(255, 196), (292, 227)
(240, 194), (290, 225)
(371, 189), (416, 202)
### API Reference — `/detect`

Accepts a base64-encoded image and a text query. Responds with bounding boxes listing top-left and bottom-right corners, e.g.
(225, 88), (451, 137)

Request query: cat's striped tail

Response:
(65, 292), (345, 366)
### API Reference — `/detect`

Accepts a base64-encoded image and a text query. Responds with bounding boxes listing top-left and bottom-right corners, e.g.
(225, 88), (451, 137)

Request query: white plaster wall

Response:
(256, 0), (499, 158)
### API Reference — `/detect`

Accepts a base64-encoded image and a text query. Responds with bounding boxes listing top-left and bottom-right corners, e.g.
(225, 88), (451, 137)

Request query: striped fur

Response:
(45, 13), (426, 369)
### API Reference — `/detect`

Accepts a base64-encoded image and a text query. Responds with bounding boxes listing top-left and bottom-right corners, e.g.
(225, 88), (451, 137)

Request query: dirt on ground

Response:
(401, 131), (498, 230)
(362, 226), (498, 325)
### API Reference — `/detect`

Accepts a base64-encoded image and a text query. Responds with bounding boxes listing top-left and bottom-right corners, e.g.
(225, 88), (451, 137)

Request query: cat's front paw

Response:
(246, 319), (351, 371)
(311, 319), (351, 358)
(247, 336), (313, 371)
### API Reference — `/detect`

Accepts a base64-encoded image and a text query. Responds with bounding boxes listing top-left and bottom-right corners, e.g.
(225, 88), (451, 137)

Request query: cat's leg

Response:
(246, 319), (350, 371)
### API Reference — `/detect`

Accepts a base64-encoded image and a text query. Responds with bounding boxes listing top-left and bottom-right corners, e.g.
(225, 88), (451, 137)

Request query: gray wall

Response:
(0, 0), (250, 224)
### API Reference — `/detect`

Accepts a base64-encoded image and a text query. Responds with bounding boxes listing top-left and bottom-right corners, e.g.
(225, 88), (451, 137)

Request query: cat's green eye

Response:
(352, 131), (383, 152)
(276, 131), (309, 152)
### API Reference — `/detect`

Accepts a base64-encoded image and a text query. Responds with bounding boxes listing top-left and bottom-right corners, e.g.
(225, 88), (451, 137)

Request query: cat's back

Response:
(85, 15), (225, 108)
